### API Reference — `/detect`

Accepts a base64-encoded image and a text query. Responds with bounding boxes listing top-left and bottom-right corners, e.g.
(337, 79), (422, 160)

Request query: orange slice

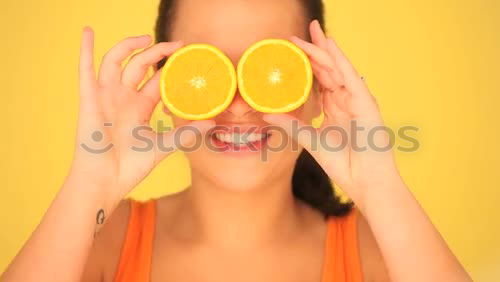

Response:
(160, 44), (237, 120)
(237, 39), (313, 113)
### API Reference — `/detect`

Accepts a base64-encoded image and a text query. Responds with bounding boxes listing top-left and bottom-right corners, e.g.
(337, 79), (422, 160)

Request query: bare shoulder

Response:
(356, 210), (390, 282)
(81, 199), (132, 282)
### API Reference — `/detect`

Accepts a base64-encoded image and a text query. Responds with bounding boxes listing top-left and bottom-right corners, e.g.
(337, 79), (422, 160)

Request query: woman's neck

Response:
(175, 170), (314, 250)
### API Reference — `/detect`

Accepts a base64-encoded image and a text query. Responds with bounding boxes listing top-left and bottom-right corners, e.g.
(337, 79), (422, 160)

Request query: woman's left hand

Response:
(263, 20), (402, 207)
(264, 21), (473, 282)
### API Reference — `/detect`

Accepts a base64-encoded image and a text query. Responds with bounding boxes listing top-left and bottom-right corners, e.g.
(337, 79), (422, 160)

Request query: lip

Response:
(208, 123), (271, 155)
(209, 124), (270, 134)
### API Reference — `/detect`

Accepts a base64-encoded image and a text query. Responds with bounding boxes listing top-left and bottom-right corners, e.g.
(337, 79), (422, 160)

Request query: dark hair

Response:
(154, 0), (352, 218)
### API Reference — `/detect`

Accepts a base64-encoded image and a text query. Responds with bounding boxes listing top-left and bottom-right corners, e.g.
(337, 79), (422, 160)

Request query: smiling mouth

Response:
(210, 128), (272, 152)
(214, 131), (269, 144)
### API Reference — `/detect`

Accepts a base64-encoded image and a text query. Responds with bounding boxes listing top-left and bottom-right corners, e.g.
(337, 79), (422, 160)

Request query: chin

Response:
(214, 171), (266, 192)
(187, 148), (294, 192)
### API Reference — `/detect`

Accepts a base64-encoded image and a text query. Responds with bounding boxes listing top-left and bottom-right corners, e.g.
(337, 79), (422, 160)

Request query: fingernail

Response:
(136, 34), (151, 40)
(262, 114), (279, 123)
(314, 19), (323, 30)
(290, 36), (302, 43)
(197, 119), (216, 129)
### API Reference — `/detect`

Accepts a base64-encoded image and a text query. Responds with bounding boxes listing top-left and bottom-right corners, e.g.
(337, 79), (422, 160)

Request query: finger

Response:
(325, 38), (381, 116)
(122, 41), (183, 89)
(79, 27), (97, 95)
(322, 87), (351, 125)
(325, 38), (357, 75)
(291, 36), (345, 86)
(98, 35), (152, 86)
(155, 120), (216, 158)
(309, 19), (328, 50)
(135, 70), (164, 123)
(139, 68), (162, 103)
(262, 113), (319, 154)
(308, 20), (342, 85)
(311, 59), (339, 91)
(291, 36), (335, 72)
(318, 99), (351, 156)
(325, 38), (367, 95)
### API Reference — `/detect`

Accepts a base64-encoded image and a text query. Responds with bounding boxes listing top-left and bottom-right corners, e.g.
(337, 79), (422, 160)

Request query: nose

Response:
(224, 90), (255, 117)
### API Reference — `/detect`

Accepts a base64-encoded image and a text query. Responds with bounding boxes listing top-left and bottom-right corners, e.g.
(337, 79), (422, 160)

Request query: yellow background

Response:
(1, 0), (499, 280)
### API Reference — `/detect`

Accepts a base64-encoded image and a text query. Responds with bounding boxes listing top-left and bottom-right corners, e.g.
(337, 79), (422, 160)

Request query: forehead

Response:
(169, 0), (306, 63)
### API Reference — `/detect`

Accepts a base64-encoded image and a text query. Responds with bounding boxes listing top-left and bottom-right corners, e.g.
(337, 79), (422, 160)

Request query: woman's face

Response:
(166, 0), (321, 191)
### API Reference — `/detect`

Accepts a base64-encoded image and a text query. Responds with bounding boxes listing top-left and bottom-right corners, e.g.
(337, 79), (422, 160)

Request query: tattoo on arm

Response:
(93, 209), (106, 238)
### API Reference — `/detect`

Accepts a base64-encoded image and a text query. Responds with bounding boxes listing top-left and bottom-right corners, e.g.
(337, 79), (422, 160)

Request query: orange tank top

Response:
(113, 200), (364, 282)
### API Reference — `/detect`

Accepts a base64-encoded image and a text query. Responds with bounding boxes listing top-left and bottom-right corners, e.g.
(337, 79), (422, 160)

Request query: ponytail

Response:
(292, 150), (352, 218)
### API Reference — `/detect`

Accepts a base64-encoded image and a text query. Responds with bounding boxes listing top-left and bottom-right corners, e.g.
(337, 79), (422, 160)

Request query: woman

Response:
(1, 0), (471, 281)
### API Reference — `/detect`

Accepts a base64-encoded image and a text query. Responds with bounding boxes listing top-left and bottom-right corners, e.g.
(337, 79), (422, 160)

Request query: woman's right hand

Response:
(72, 27), (215, 208)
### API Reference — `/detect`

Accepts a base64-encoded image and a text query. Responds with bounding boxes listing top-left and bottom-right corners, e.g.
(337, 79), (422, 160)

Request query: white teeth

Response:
(214, 132), (268, 145)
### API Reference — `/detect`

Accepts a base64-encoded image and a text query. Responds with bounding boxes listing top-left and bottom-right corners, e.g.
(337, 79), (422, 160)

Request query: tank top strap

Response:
(114, 199), (157, 282)
(321, 208), (364, 282)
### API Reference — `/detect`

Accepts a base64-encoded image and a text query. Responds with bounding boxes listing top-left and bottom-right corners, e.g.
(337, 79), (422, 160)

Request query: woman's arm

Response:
(360, 173), (469, 281)
(357, 211), (390, 281)
(1, 173), (117, 282)
(263, 20), (471, 281)
(1, 28), (214, 282)
(80, 200), (131, 282)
